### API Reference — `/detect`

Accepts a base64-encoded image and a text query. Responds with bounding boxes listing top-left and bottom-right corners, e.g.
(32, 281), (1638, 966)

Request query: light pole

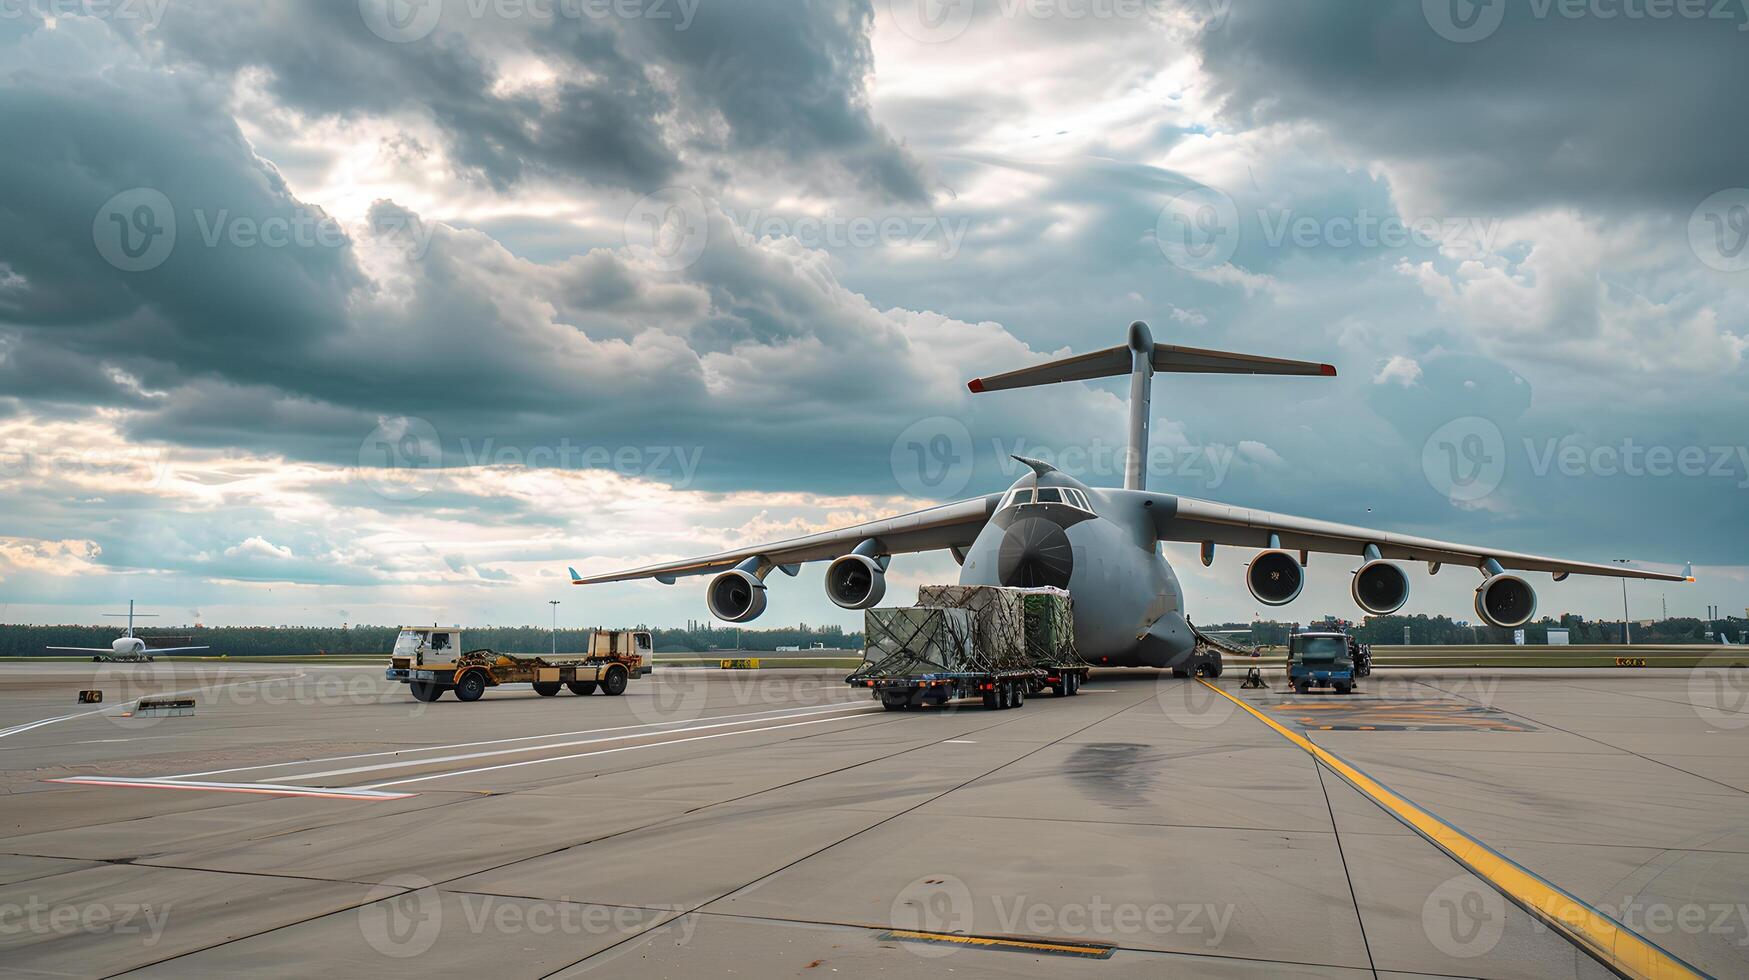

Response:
(1612, 560), (1631, 644)
(548, 600), (561, 656)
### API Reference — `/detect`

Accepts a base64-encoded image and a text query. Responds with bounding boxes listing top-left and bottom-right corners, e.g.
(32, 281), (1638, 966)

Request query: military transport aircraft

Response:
(571, 322), (1691, 673)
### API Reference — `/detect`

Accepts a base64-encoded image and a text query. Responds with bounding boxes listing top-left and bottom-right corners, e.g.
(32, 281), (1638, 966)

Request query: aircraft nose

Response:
(998, 517), (1074, 589)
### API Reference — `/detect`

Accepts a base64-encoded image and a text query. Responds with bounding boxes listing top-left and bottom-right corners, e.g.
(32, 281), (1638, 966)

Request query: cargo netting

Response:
(849, 606), (977, 679)
(917, 584), (1083, 671)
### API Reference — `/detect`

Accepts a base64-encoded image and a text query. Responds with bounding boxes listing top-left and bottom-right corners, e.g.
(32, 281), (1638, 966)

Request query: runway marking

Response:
(1198, 680), (1706, 980)
(364, 708), (886, 789)
(168, 701), (870, 781)
(0, 674), (304, 741)
(46, 776), (416, 802)
(265, 703), (877, 784)
(943, 739), (977, 744)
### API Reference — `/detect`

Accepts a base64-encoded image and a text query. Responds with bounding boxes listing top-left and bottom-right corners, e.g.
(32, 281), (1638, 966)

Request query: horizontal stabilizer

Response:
(1153, 344), (1336, 377)
(968, 345), (1129, 393)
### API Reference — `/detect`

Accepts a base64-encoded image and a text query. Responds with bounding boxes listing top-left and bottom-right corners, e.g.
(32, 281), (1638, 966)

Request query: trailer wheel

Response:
(982, 687), (999, 710)
(881, 694), (909, 711)
(409, 680), (443, 702)
(454, 671), (487, 702)
(1070, 673), (1082, 695)
(600, 666), (629, 696)
(1013, 683), (1026, 708)
(532, 682), (561, 697)
(567, 681), (597, 696)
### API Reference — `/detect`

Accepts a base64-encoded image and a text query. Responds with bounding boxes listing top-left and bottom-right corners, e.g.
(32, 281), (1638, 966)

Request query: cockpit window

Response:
(1035, 488), (1063, 504)
(1001, 488), (1034, 509)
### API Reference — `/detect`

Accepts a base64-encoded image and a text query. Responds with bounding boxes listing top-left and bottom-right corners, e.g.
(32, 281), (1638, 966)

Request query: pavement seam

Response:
(1312, 758), (1381, 979)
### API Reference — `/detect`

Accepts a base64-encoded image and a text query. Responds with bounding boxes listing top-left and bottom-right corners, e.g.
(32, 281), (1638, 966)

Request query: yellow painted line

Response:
(880, 930), (1113, 959)
(1197, 680), (1707, 980)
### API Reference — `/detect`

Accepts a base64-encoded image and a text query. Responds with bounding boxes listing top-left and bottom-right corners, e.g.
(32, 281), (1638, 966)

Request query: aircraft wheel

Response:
(454, 671), (487, 702)
(567, 680), (597, 696)
(600, 666), (629, 696)
(532, 682), (561, 697)
(409, 681), (443, 702)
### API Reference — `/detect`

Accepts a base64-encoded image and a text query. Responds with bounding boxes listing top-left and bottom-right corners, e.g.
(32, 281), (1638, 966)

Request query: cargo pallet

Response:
(851, 664), (1088, 711)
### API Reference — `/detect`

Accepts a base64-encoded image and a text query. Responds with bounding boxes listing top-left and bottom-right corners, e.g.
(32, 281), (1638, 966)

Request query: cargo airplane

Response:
(571, 322), (1691, 674)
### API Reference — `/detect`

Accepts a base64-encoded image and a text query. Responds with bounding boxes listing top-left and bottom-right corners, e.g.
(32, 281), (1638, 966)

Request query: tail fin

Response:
(968, 321), (1336, 491)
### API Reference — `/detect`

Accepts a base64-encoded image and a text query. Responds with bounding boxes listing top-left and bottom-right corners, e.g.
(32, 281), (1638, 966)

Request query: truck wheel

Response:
(1335, 682), (1353, 695)
(454, 672), (486, 702)
(532, 682), (561, 697)
(409, 680), (443, 702)
(881, 694), (908, 711)
(1293, 680), (1310, 695)
(1014, 682), (1026, 707)
(982, 687), (999, 710)
(567, 681), (597, 696)
(601, 666), (629, 696)
(1171, 666), (1190, 678)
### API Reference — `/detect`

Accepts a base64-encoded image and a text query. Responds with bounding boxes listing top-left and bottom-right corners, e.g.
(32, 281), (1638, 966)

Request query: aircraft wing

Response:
(143, 646), (209, 654)
(46, 647), (118, 653)
(571, 493), (1004, 585)
(1150, 494), (1692, 582)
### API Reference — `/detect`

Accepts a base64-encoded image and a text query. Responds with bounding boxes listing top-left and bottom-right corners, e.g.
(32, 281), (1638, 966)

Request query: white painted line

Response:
(943, 739), (978, 744)
(366, 708), (885, 789)
(264, 703), (878, 784)
(46, 777), (416, 802)
(169, 700), (869, 780)
(0, 674), (305, 741)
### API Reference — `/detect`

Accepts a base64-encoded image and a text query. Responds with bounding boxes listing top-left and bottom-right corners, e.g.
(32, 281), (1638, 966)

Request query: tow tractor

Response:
(1287, 623), (1360, 695)
(385, 627), (653, 703)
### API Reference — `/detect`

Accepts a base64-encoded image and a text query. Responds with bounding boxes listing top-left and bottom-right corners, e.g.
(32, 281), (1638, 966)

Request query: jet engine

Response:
(825, 554), (887, 610)
(1351, 559), (1410, 615)
(1245, 550), (1304, 605)
(706, 569), (768, 623)
(1475, 573), (1537, 628)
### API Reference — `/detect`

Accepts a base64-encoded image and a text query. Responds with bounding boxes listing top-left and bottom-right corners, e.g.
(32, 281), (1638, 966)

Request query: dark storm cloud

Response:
(1192, 1), (1749, 215)
(137, 0), (925, 200)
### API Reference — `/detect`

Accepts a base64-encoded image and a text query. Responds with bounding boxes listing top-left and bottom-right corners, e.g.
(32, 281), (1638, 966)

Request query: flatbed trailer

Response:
(385, 627), (652, 703)
(851, 666), (1086, 711)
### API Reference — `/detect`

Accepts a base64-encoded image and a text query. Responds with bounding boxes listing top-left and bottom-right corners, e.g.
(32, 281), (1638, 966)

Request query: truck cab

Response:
(389, 627), (463, 674)
(1287, 627), (1357, 695)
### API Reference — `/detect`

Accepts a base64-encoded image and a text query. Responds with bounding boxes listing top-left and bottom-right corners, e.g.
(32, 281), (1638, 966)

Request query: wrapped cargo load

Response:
(1017, 587), (1083, 669)
(915, 585), (1030, 673)
(851, 606), (976, 679)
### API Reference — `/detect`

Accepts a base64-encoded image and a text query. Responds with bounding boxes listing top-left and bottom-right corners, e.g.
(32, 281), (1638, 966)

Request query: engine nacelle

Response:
(1246, 549), (1304, 606)
(707, 569), (768, 623)
(1475, 573), (1537, 628)
(1351, 560), (1410, 615)
(825, 554), (887, 610)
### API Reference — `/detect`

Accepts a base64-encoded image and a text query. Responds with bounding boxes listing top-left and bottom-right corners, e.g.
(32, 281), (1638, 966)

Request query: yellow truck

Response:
(385, 627), (654, 703)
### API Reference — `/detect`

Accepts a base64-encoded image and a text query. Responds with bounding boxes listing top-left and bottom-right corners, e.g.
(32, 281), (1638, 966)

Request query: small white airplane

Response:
(47, 601), (208, 662)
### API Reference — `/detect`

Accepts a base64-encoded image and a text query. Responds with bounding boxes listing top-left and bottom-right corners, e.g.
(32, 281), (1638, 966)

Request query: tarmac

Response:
(1, 659), (1747, 978)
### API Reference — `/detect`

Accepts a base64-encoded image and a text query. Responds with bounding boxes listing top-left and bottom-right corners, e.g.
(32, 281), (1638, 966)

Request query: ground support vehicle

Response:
(385, 627), (653, 703)
(1287, 624), (1359, 695)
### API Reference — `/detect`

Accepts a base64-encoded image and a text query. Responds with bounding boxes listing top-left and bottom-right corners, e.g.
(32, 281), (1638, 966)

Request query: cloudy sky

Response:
(0, 0), (1743, 631)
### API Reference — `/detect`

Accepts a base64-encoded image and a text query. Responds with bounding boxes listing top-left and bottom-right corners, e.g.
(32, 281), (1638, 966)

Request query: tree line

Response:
(1204, 613), (1746, 646)
(0, 623), (863, 658)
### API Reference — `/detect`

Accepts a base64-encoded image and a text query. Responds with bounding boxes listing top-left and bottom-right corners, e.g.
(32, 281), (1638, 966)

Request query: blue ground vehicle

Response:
(1288, 625), (1357, 695)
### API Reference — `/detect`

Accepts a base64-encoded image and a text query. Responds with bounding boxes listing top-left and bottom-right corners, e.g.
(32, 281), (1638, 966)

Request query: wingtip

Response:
(1319, 364), (1338, 377)
(567, 566), (584, 584)
(967, 378), (986, 393)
